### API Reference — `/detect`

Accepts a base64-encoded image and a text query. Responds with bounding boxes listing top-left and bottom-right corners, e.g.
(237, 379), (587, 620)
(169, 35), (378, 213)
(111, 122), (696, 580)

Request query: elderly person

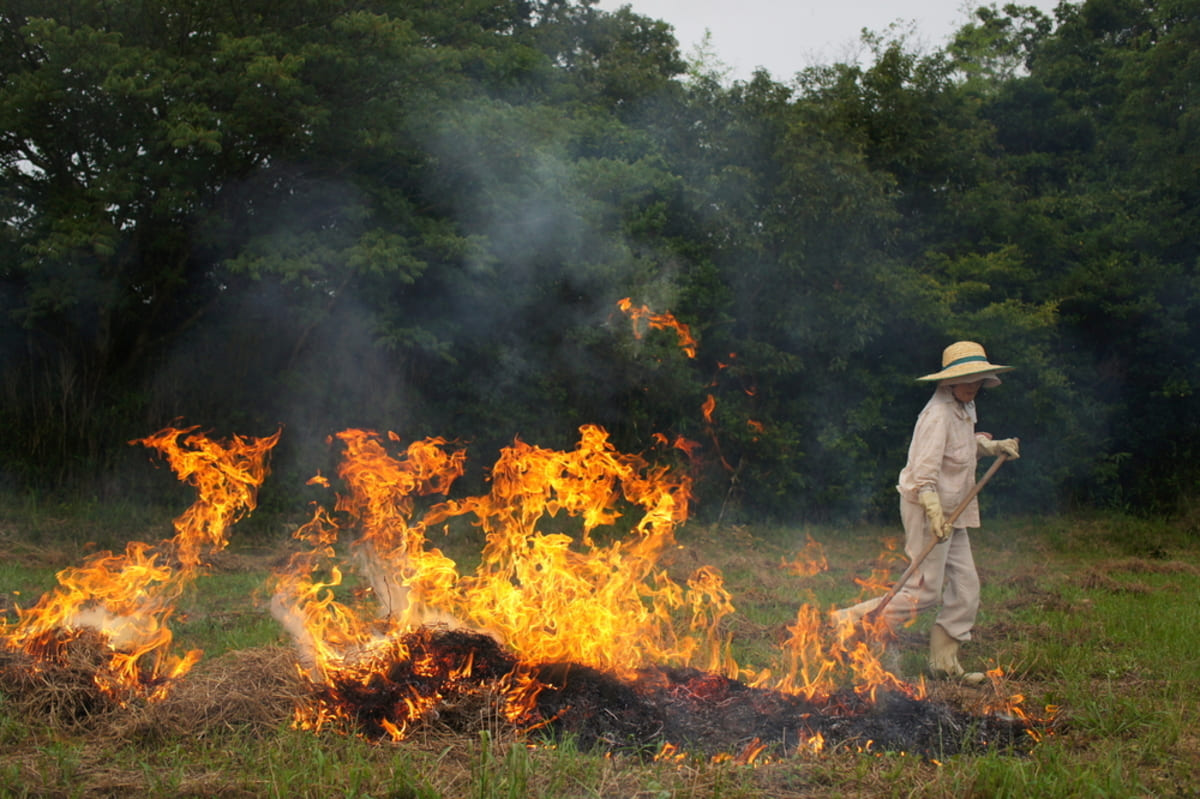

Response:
(832, 341), (1019, 684)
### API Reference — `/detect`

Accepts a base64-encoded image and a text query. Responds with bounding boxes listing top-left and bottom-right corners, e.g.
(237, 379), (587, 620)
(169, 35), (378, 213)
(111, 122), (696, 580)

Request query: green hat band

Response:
(944, 355), (989, 368)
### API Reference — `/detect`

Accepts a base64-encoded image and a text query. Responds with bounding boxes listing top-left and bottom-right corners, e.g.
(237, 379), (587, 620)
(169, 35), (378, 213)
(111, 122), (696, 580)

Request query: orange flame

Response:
(616, 298), (698, 358)
(781, 534), (829, 577)
(803, 731), (826, 753)
(982, 666), (1047, 732)
(1, 426), (280, 700)
(759, 604), (913, 702)
(272, 425), (751, 736)
(673, 436), (701, 457)
(270, 425), (925, 739)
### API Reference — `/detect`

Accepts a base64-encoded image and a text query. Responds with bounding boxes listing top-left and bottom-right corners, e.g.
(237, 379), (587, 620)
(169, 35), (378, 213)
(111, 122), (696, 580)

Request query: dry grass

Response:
(2, 513), (1198, 797)
(112, 646), (306, 740)
(1074, 556), (1200, 594)
(0, 638), (302, 737)
(0, 631), (119, 732)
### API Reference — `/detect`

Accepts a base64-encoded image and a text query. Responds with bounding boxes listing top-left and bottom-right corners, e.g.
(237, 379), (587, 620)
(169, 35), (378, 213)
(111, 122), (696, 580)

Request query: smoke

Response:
(409, 99), (680, 446)
(70, 605), (154, 652)
(268, 594), (322, 679)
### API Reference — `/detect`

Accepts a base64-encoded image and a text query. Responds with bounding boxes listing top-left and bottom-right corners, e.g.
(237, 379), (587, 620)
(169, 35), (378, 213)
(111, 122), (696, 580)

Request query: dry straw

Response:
(0, 638), (306, 739)
(111, 645), (306, 740)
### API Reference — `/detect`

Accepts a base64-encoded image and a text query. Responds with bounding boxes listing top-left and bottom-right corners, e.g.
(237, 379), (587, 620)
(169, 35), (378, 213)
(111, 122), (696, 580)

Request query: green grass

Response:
(2, 505), (1199, 798)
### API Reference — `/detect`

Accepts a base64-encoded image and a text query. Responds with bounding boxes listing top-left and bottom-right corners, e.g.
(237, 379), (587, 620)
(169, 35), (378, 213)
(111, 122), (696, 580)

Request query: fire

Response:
(272, 426), (727, 703)
(1, 426), (280, 700)
(0, 302), (1041, 756)
(756, 603), (918, 704)
(982, 666), (1051, 733)
(267, 424), (924, 741)
(0, 421), (1041, 757)
(803, 731), (826, 753)
(616, 297), (698, 358)
(849, 537), (908, 596)
(781, 534), (829, 576)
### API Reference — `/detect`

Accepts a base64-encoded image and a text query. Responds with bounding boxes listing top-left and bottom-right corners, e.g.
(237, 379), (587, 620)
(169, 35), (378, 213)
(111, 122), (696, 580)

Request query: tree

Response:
(1, 0), (331, 477)
(0, 0), (694, 494)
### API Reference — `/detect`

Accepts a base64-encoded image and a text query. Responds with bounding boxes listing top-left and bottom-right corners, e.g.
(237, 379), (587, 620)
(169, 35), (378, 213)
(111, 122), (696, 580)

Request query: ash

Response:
(533, 663), (1034, 759)
(321, 628), (1036, 759)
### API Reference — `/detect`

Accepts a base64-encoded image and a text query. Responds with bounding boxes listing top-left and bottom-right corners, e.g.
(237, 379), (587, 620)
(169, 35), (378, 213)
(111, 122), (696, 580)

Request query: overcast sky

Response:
(592, 0), (1066, 82)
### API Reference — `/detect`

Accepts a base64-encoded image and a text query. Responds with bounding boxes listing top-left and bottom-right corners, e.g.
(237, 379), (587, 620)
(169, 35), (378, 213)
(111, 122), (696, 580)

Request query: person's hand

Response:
(995, 437), (1020, 459)
(977, 435), (1020, 460)
(918, 491), (952, 540)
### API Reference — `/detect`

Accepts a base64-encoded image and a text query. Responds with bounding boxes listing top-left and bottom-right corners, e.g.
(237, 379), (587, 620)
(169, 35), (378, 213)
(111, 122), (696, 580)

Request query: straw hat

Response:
(917, 341), (1012, 387)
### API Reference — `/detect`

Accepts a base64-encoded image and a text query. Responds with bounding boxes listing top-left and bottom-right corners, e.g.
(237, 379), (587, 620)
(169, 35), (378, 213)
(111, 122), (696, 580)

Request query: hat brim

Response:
(939, 372), (1003, 388)
(918, 363), (1012, 385)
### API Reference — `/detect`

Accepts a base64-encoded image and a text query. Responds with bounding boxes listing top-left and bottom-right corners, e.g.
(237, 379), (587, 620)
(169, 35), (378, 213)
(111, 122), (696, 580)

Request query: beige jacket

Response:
(896, 385), (982, 528)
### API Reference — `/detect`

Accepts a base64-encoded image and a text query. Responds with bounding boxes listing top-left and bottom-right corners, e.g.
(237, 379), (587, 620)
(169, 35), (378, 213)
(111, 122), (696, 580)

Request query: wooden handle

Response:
(864, 454), (1008, 622)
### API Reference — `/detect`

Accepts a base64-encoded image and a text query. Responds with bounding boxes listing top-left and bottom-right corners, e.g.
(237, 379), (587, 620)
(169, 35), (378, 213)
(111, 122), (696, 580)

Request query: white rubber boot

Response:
(929, 624), (985, 685)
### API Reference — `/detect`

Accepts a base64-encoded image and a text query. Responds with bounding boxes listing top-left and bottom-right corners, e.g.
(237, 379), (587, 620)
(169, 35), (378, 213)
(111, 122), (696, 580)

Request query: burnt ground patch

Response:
(1, 626), (1039, 760)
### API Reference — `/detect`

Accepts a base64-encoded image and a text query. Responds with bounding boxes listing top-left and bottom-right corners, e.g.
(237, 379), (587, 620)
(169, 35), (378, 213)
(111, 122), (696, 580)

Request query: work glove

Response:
(918, 490), (952, 540)
(977, 436), (1020, 460)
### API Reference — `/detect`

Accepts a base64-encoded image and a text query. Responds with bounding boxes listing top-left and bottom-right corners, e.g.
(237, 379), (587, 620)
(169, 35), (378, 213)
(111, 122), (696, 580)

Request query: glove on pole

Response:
(977, 436), (1020, 460)
(918, 490), (951, 540)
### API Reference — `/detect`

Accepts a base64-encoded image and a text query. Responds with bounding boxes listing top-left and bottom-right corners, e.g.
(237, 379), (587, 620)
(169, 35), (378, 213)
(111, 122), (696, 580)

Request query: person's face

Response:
(951, 380), (984, 404)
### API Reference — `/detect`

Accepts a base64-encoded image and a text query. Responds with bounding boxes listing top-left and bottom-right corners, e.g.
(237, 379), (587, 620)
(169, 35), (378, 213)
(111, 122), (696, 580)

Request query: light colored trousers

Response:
(842, 497), (981, 642)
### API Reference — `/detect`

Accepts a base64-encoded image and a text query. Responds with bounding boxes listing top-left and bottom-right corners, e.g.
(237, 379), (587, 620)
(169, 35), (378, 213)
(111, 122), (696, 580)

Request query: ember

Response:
(298, 627), (1037, 759)
(302, 628), (519, 740)
(616, 297), (698, 357)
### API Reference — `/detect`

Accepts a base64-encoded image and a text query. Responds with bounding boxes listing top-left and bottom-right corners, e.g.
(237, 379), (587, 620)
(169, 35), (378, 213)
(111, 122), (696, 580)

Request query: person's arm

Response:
(907, 406), (953, 538)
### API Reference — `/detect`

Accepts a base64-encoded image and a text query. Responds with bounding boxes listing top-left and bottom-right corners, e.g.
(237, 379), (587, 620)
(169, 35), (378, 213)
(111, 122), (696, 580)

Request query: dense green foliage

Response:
(1, 0), (1196, 522)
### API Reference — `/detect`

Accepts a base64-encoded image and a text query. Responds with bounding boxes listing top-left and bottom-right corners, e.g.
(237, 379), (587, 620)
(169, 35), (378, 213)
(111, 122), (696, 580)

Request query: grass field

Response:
(1, 497), (1198, 798)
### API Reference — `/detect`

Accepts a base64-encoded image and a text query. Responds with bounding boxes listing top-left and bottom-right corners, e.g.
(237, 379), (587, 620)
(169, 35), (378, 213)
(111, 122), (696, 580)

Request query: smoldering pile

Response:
(299, 627), (1037, 758)
(531, 662), (1033, 758)
(0, 627), (1037, 758)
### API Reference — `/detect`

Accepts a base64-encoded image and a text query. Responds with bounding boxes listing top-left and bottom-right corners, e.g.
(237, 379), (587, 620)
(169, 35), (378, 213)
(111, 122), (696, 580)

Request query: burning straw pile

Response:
(0, 635), (305, 739)
(0, 427), (302, 741)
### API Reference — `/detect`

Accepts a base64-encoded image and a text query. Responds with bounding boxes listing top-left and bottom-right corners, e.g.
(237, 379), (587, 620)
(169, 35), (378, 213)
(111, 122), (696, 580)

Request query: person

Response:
(831, 341), (1020, 684)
